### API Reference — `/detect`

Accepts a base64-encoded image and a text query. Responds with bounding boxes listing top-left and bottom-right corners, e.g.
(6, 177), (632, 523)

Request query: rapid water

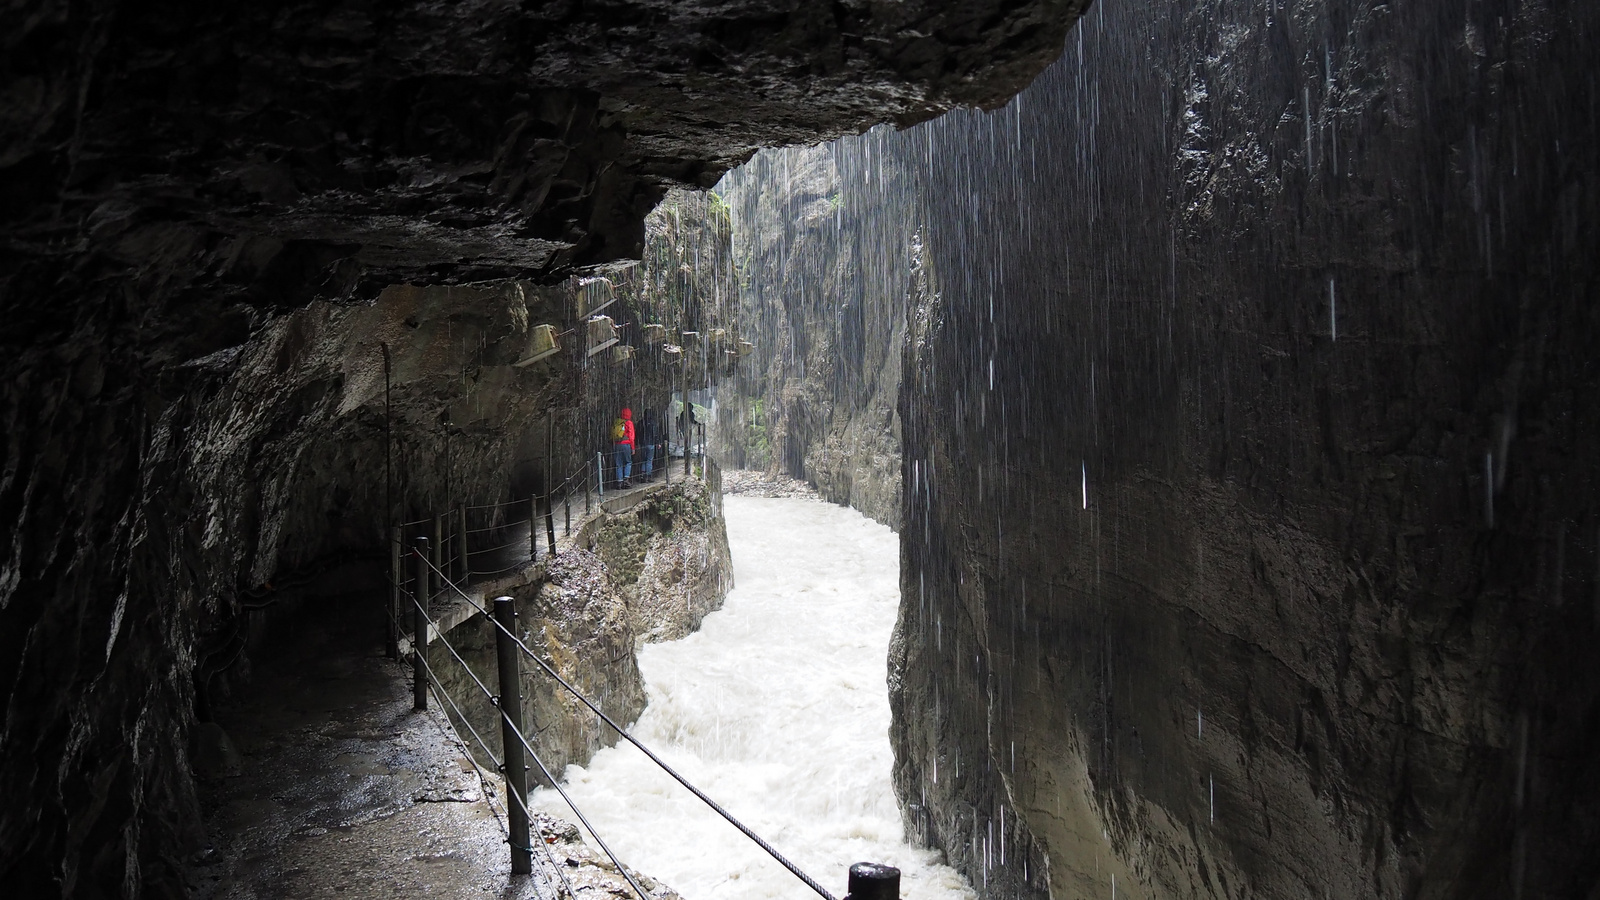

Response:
(531, 495), (974, 900)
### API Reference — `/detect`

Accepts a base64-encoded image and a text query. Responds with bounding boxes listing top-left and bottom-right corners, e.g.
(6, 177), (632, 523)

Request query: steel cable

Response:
(413, 641), (580, 900)
(407, 571), (650, 900)
(493, 697), (654, 900)
(468, 561), (522, 575)
(405, 591), (499, 706)
(415, 552), (837, 900)
(467, 538), (525, 555)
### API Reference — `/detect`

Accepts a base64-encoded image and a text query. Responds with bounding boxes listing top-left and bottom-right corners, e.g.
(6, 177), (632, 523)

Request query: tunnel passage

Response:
(6, 0), (1600, 898)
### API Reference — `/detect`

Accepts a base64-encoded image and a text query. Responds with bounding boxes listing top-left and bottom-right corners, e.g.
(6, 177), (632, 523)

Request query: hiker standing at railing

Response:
(612, 407), (635, 488)
(637, 408), (660, 481)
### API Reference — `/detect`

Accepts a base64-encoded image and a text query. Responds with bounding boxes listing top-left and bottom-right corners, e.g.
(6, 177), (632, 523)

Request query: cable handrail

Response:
(405, 446), (684, 541)
(414, 552), (837, 900)
(410, 604), (581, 900)
(467, 560), (531, 573)
(405, 584), (647, 900)
(463, 470), (588, 516)
(499, 699), (654, 900)
(408, 591), (500, 706)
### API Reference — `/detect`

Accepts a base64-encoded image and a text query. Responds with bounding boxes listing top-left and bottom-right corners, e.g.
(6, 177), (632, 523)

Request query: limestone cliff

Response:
(596, 474), (732, 645)
(715, 136), (914, 528)
(890, 1), (1600, 898)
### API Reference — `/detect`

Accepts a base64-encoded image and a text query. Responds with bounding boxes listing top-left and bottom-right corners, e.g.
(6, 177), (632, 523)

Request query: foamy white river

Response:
(531, 495), (974, 900)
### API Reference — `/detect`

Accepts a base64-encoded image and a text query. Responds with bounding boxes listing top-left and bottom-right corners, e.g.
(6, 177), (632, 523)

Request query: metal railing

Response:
(389, 539), (901, 900)
(384, 456), (608, 659)
(375, 446), (897, 900)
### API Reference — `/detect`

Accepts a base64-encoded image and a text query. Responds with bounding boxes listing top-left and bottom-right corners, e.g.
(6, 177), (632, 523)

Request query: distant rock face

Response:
(1, 3), (1084, 890)
(716, 137), (913, 528)
(890, 0), (1600, 898)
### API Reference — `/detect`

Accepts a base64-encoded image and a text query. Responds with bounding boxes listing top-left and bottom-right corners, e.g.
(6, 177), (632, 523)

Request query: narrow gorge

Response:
(5, 1), (1598, 899)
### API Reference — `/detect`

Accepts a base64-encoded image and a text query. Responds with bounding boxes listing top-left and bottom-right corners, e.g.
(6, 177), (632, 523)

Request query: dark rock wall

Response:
(716, 135), (914, 528)
(1, 276), (578, 899)
(3, 3), (1082, 887)
(891, 0), (1600, 898)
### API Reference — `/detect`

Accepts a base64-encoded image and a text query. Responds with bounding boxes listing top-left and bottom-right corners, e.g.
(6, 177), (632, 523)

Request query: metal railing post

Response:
(458, 505), (469, 581)
(597, 451), (606, 497)
(528, 495), (538, 561)
(430, 515), (443, 591)
(544, 491), (557, 555)
(585, 458), (594, 514)
(387, 526), (401, 659)
(493, 595), (532, 875)
(845, 863), (900, 900)
(564, 481), (572, 536)
(412, 536), (430, 711)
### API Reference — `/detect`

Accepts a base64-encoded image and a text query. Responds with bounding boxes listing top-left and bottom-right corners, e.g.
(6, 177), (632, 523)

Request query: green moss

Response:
(594, 483), (714, 589)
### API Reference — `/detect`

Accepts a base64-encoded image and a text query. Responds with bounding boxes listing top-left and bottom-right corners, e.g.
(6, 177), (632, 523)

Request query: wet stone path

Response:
(188, 597), (675, 899)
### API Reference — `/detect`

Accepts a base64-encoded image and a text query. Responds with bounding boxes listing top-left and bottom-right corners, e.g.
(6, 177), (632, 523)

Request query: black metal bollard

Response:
(845, 863), (900, 900)
(412, 536), (430, 711)
(493, 595), (532, 874)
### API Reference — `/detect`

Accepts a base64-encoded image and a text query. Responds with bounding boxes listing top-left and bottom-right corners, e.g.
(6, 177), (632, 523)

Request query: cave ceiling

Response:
(3, 0), (1087, 336)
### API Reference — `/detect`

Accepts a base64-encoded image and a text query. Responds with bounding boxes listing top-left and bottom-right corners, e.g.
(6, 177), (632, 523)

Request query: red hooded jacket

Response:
(618, 408), (635, 449)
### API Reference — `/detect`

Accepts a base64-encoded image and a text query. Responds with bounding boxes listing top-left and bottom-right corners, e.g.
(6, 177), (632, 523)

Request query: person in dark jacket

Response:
(613, 408), (635, 487)
(637, 409), (660, 479)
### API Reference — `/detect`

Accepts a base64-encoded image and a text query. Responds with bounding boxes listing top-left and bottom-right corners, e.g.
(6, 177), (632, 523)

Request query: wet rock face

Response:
(717, 137), (913, 528)
(596, 477), (733, 644)
(892, 0), (1600, 898)
(5, 0), (1088, 296)
(1, 2), (1084, 892)
(520, 549), (648, 779)
(430, 478), (733, 783)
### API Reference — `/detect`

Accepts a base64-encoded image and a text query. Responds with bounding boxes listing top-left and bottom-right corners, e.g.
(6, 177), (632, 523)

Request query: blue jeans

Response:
(613, 443), (632, 484)
(640, 444), (655, 477)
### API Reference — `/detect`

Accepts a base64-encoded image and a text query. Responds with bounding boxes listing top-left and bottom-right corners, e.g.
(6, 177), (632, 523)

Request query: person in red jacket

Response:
(612, 407), (636, 487)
